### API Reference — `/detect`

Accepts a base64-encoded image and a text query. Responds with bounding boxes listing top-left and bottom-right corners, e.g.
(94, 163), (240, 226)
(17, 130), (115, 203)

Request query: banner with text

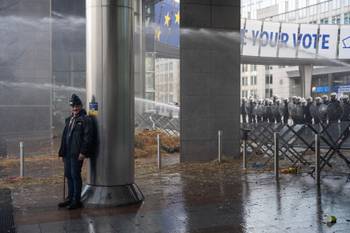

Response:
(241, 19), (350, 60)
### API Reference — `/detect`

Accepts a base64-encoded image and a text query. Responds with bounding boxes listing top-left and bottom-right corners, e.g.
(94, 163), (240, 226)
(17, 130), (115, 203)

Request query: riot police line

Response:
(240, 93), (350, 177)
(240, 93), (350, 125)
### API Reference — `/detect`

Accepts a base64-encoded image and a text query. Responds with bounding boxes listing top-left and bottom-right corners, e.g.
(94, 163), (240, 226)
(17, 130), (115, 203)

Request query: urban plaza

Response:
(1, 0), (350, 233)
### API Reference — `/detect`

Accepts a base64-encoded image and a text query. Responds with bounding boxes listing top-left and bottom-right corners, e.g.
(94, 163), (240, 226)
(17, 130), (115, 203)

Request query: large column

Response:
(180, 1), (240, 161)
(82, 0), (143, 206)
(299, 65), (313, 98)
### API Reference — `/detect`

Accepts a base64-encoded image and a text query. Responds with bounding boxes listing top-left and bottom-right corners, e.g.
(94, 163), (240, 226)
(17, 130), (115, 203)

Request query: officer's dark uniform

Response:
(282, 99), (289, 124)
(58, 94), (93, 209)
(341, 98), (350, 121)
(241, 100), (247, 123)
(267, 102), (274, 123)
(247, 100), (255, 123)
(314, 101), (322, 124)
(304, 101), (313, 124)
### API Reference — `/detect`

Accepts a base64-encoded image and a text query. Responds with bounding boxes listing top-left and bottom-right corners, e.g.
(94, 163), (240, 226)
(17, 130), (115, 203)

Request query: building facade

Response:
(0, 0), (143, 156)
(155, 58), (180, 105)
(240, 0), (350, 99)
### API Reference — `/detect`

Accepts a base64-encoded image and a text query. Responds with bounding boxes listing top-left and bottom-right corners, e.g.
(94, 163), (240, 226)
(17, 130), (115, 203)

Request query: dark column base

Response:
(81, 184), (144, 207)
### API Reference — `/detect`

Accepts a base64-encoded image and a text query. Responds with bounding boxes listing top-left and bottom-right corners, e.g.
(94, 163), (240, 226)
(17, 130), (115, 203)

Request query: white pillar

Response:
(299, 65), (313, 98)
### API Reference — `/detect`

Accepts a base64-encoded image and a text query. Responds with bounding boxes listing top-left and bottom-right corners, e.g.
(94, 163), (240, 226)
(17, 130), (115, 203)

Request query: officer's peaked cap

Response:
(69, 94), (82, 106)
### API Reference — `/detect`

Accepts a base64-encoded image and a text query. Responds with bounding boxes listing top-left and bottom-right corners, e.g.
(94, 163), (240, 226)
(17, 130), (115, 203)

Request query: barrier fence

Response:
(241, 121), (350, 183)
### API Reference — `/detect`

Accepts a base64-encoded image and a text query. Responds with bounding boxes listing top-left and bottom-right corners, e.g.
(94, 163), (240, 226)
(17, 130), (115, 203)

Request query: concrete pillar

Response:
(180, 1), (240, 161)
(82, 0), (143, 207)
(328, 73), (333, 95)
(299, 65), (313, 97)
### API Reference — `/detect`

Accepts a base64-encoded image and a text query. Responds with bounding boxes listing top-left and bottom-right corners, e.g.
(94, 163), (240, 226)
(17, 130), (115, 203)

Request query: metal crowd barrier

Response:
(241, 121), (350, 183)
(135, 112), (180, 136)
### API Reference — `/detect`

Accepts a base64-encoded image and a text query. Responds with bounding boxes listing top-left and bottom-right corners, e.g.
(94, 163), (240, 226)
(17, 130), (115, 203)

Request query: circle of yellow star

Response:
(175, 11), (180, 24)
(164, 13), (171, 27)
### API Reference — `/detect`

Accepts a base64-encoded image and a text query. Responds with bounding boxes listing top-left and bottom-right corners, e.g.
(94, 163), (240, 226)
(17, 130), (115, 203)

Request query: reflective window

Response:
(344, 12), (350, 24)
(320, 17), (329, 24)
(332, 15), (341, 24)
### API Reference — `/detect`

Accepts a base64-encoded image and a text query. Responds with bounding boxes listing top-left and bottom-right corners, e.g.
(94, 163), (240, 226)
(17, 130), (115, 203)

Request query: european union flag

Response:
(154, 0), (180, 48)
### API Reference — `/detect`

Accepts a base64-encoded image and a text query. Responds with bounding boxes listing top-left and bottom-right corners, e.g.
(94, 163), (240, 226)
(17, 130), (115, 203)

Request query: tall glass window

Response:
(332, 15), (341, 24)
(320, 17), (329, 24)
(345, 12), (350, 24)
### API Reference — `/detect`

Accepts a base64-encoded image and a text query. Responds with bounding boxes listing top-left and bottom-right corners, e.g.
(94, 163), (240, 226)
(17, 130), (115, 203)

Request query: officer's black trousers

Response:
(64, 157), (83, 203)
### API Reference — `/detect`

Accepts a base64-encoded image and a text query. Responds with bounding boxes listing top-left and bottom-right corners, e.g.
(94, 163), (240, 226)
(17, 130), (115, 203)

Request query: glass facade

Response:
(241, 0), (350, 100)
(0, 0), (180, 156)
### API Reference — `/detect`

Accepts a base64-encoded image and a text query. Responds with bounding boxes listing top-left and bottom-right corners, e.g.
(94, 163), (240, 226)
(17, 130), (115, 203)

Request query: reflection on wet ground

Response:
(11, 158), (350, 233)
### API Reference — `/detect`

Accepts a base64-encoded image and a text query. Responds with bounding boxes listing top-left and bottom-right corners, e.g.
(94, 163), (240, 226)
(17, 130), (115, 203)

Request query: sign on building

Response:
(241, 19), (350, 60)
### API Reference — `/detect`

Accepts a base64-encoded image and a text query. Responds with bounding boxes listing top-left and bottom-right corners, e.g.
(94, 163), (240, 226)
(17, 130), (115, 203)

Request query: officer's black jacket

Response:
(58, 109), (94, 158)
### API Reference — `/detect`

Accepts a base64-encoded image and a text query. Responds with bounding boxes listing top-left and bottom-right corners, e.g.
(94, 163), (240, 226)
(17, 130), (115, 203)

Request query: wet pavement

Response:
(7, 158), (350, 233)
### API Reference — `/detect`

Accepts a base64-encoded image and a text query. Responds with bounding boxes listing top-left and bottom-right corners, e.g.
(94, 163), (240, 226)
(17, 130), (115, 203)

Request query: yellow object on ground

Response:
(280, 167), (298, 174)
(327, 215), (337, 224)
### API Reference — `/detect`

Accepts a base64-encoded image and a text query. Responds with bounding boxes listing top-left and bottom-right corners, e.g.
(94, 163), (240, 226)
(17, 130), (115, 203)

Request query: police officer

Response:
(327, 92), (343, 123)
(322, 95), (329, 105)
(341, 95), (350, 121)
(272, 97), (281, 123)
(282, 98), (289, 124)
(251, 99), (257, 123)
(58, 94), (93, 210)
(267, 99), (275, 123)
(241, 98), (247, 123)
(256, 99), (264, 123)
(314, 97), (322, 124)
(304, 97), (313, 124)
(292, 97), (304, 124)
(247, 98), (255, 123)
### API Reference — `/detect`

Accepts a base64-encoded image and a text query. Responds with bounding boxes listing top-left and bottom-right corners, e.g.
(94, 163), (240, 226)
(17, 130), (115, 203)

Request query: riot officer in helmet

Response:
(314, 97), (322, 124)
(263, 99), (269, 122)
(322, 95), (329, 105)
(330, 92), (337, 102)
(304, 97), (313, 124)
(267, 99), (275, 123)
(256, 99), (263, 123)
(247, 97), (255, 123)
(241, 98), (247, 123)
(292, 97), (305, 124)
(252, 99), (259, 123)
(327, 92), (343, 123)
(274, 98), (282, 123)
(341, 95), (350, 121)
(282, 98), (289, 124)
(251, 98), (257, 123)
